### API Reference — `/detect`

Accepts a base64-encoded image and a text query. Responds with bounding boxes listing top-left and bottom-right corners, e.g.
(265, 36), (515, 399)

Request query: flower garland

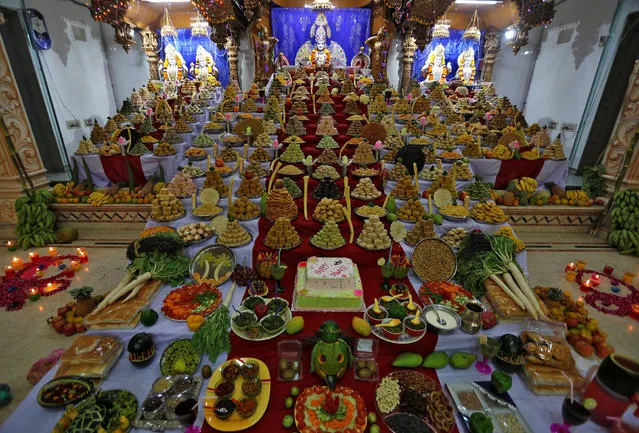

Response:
(575, 269), (639, 317)
(0, 254), (80, 311)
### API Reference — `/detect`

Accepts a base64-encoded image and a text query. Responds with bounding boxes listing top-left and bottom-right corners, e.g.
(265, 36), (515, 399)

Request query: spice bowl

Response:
(237, 396), (259, 418)
(232, 310), (258, 332)
(365, 304), (388, 324)
(151, 376), (174, 397)
(141, 394), (165, 420)
(241, 377), (262, 396)
(423, 304), (461, 333)
(220, 360), (241, 381)
(379, 318), (405, 340)
(213, 380), (235, 399)
(403, 315), (427, 338)
(172, 375), (196, 395)
(241, 360), (260, 379)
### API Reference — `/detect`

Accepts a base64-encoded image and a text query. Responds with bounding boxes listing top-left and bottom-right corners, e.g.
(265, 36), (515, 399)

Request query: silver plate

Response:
(411, 237), (457, 282)
(442, 214), (469, 222)
(354, 207), (388, 219)
(189, 244), (236, 285)
(215, 230), (254, 249)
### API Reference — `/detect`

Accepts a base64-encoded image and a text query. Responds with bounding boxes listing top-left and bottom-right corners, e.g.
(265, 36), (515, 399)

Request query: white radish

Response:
(502, 272), (537, 320)
(122, 282), (146, 303)
(92, 272), (133, 314)
(507, 262), (547, 320)
(489, 274), (525, 310)
(111, 272), (153, 304)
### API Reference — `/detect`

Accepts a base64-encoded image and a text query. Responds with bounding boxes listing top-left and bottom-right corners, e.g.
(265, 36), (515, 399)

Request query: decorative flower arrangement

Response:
(575, 269), (639, 317)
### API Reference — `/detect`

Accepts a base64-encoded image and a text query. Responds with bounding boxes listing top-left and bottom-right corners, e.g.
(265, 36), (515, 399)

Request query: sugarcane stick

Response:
(268, 161), (282, 192)
(413, 163), (420, 195)
(343, 207), (355, 244)
(303, 176), (309, 220)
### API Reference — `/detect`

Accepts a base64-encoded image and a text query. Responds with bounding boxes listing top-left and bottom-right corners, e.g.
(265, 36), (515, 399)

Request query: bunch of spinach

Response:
(129, 251), (190, 287)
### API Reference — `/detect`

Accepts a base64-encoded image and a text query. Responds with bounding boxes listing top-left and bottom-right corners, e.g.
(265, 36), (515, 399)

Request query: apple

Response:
(595, 343), (614, 359)
(567, 334), (581, 346)
(566, 318), (578, 329)
(592, 329), (607, 345)
(51, 319), (65, 334)
(63, 323), (76, 337)
(75, 323), (87, 333)
(57, 306), (69, 317)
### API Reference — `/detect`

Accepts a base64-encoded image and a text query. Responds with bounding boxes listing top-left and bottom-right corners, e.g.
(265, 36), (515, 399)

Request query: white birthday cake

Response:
(294, 257), (364, 311)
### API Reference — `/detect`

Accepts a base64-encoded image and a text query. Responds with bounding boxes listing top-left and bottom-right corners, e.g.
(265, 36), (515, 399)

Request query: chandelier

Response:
(508, 0), (555, 53)
(462, 10), (481, 41)
(191, 11), (209, 36)
(432, 19), (450, 39)
(191, 0), (235, 25)
(160, 8), (177, 37)
(310, 0), (334, 11)
(87, 0), (135, 25)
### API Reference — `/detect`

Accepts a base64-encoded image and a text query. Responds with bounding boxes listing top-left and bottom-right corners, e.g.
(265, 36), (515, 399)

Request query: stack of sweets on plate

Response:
(392, 175), (420, 200)
(286, 116), (307, 136)
(316, 116), (338, 136)
(266, 180), (298, 220)
(241, 98), (258, 113)
(76, 137), (99, 155)
(353, 142), (376, 165)
(347, 119), (364, 137)
(543, 136), (566, 160)
(450, 161), (473, 181)
(204, 169), (229, 197)
(430, 172), (456, 195)
(357, 215), (391, 250)
(388, 162), (408, 181)
(168, 172), (197, 197)
(282, 177), (302, 197)
(163, 129), (182, 145)
(392, 98), (411, 114)
(280, 142), (305, 163)
(250, 147), (271, 162)
(152, 188), (185, 221)
(351, 178), (381, 200)
(317, 149), (339, 164)
(217, 220), (252, 247)
(317, 135), (339, 150)
(193, 133), (214, 147)
(406, 218), (435, 245)
(236, 172), (264, 198)
(104, 118), (118, 134)
(311, 221), (346, 250)
(247, 160), (267, 178)
(229, 196), (260, 220)
(264, 217), (301, 249)
(369, 95), (388, 114)
(420, 165), (443, 181)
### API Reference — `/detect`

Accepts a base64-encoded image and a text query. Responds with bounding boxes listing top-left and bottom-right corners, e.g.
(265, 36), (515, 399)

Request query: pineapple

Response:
(70, 286), (96, 316)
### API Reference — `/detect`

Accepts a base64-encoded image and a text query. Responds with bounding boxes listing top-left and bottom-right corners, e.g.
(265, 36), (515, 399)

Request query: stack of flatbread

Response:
(84, 279), (161, 329)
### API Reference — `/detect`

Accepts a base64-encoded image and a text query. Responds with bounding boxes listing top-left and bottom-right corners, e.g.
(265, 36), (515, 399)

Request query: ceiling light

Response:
(455, 0), (503, 5)
(505, 27), (516, 40)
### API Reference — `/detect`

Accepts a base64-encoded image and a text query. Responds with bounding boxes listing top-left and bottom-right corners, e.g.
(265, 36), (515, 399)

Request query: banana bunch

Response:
(566, 190), (590, 201)
(609, 189), (639, 255)
(470, 201), (508, 224)
(492, 144), (512, 160)
(514, 177), (538, 194)
(87, 192), (113, 207)
(153, 182), (166, 194)
(495, 225), (526, 252)
(52, 182), (74, 197)
(15, 189), (57, 249)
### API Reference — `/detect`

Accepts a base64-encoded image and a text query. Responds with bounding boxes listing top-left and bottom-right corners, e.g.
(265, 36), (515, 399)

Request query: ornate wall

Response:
(0, 21), (49, 223)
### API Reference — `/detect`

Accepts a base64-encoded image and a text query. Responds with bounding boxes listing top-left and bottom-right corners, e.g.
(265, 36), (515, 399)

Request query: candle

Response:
(4, 266), (15, 278)
(580, 279), (592, 293)
(64, 267), (75, 278)
(11, 257), (24, 271)
(630, 304), (639, 321)
(576, 260), (586, 270)
(565, 271), (577, 282)
(29, 251), (40, 262)
(623, 272), (635, 285)
(591, 273), (601, 287)
(76, 248), (88, 263)
(603, 264), (615, 276)
(6, 241), (16, 252)
(565, 263), (576, 272)
(48, 246), (58, 257)
(29, 288), (40, 302)
(70, 259), (82, 271)
(45, 282), (58, 293)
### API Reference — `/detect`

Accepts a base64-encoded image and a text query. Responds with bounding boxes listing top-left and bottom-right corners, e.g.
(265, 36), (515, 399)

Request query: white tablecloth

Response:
(469, 159), (569, 190)
(71, 154), (112, 188)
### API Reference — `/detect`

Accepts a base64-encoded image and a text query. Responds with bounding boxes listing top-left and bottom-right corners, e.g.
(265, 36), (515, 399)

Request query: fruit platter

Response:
(159, 338), (201, 376)
(204, 358), (271, 431)
(190, 245), (236, 286)
(133, 374), (203, 431)
(231, 296), (292, 341)
(294, 385), (367, 433)
(161, 283), (222, 321)
(364, 297), (427, 344)
(376, 371), (455, 433)
(37, 376), (94, 408)
(50, 389), (137, 433)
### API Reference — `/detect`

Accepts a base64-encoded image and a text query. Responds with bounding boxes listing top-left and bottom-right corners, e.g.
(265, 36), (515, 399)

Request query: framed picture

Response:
(25, 8), (51, 50)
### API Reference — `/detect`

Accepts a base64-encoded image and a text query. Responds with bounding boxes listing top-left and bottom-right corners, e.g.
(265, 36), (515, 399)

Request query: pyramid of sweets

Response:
(423, 147), (436, 163)
(163, 129), (182, 144)
(151, 188), (185, 221)
(112, 113), (127, 124)
(397, 199), (425, 222)
(531, 128), (551, 148)
(450, 161), (473, 180)
(462, 141), (482, 158)
(385, 134), (403, 151)
(293, 68), (308, 81)
(194, 133), (215, 147)
(180, 80), (196, 95)
(282, 177), (302, 198)
(319, 103), (335, 115)
(104, 118), (118, 134)
(317, 135), (339, 150)
(316, 116), (338, 136)
(180, 112), (196, 123)
(311, 220), (346, 250)
(456, 134), (475, 147)
(384, 148), (398, 162)
(315, 84), (330, 96)
(254, 133), (272, 148)
(241, 98), (258, 113)
(388, 161), (408, 181)
(217, 220), (252, 247)
(204, 169), (229, 197)
(263, 97), (281, 122)
(489, 111), (507, 130)
(280, 142), (305, 163)
(312, 164), (340, 180)
(405, 118), (421, 135)
(250, 147), (271, 162)
(392, 98), (411, 114)
(219, 146), (238, 162)
(203, 121), (224, 132)
(313, 198), (345, 223)
(543, 136), (566, 160)
(344, 99), (361, 115)
(266, 179), (298, 221)
(419, 164), (443, 181)
(91, 122), (109, 144)
(430, 171), (456, 195)
(131, 112), (146, 124)
(154, 141), (176, 156)
(316, 149), (338, 164)
(236, 172), (264, 198)
(434, 133), (456, 151)
(286, 116), (307, 136)
(340, 79), (356, 95)
(353, 141), (376, 165)
(412, 95), (430, 113)
(291, 100), (308, 114)
(369, 95), (388, 114)
(406, 218), (435, 246)
(174, 118), (193, 133)
(229, 195), (260, 220)
(347, 119), (364, 137)
(168, 172), (197, 198)
(156, 100), (174, 124)
(131, 89), (143, 108)
(222, 85), (237, 103)
(75, 137), (99, 155)
(246, 160), (267, 178)
(352, 177), (381, 200)
(392, 175), (419, 200)
(313, 177), (341, 200)
(265, 217), (301, 249)
(262, 120), (277, 134)
(357, 215), (391, 250)
(428, 123), (447, 137)
(186, 104), (203, 114)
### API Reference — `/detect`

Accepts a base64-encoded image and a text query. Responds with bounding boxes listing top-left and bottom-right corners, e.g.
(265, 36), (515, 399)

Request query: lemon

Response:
(377, 258), (386, 266)
(583, 398), (597, 410)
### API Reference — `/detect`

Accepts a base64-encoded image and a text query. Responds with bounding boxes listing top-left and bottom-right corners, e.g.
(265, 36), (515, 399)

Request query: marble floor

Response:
(0, 230), (637, 426)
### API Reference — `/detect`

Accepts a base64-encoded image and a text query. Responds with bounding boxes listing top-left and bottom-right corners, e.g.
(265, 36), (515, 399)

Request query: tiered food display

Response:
(151, 187), (185, 221)
(266, 180), (298, 221)
(357, 215), (391, 250)
(167, 172), (197, 198)
(264, 217), (301, 249)
(310, 220), (346, 250)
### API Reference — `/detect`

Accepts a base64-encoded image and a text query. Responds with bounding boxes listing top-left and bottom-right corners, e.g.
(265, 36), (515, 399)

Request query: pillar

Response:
(226, 35), (240, 85)
(601, 60), (639, 191)
(0, 32), (49, 223)
(399, 35), (417, 95)
(481, 28), (501, 83)
(140, 27), (160, 81)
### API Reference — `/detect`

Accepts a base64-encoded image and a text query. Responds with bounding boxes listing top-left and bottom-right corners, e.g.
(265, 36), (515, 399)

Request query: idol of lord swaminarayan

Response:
(421, 43), (451, 84)
(159, 43), (188, 83)
(455, 47), (476, 85)
(189, 45), (219, 82)
(295, 12), (346, 69)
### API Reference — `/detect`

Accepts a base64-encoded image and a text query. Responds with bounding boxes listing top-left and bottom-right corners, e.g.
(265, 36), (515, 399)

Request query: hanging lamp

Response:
(462, 10), (481, 41)
(160, 8), (177, 37)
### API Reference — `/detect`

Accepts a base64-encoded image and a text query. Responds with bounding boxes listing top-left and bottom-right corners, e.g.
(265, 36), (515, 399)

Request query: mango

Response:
(352, 316), (371, 336)
(423, 351), (449, 369)
(392, 352), (423, 368)
(386, 196), (397, 213)
(450, 352), (476, 369)
(286, 316), (304, 335)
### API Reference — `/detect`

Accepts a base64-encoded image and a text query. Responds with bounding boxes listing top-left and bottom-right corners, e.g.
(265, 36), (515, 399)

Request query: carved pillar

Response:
(601, 61), (639, 190)
(225, 35), (240, 86)
(0, 34), (49, 223)
(399, 35), (417, 95)
(140, 27), (160, 81)
(481, 28), (501, 83)
(371, 0), (386, 34)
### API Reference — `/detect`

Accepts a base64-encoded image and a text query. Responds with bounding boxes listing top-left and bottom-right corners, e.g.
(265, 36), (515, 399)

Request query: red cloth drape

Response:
(494, 159), (545, 189)
(99, 155), (147, 185)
